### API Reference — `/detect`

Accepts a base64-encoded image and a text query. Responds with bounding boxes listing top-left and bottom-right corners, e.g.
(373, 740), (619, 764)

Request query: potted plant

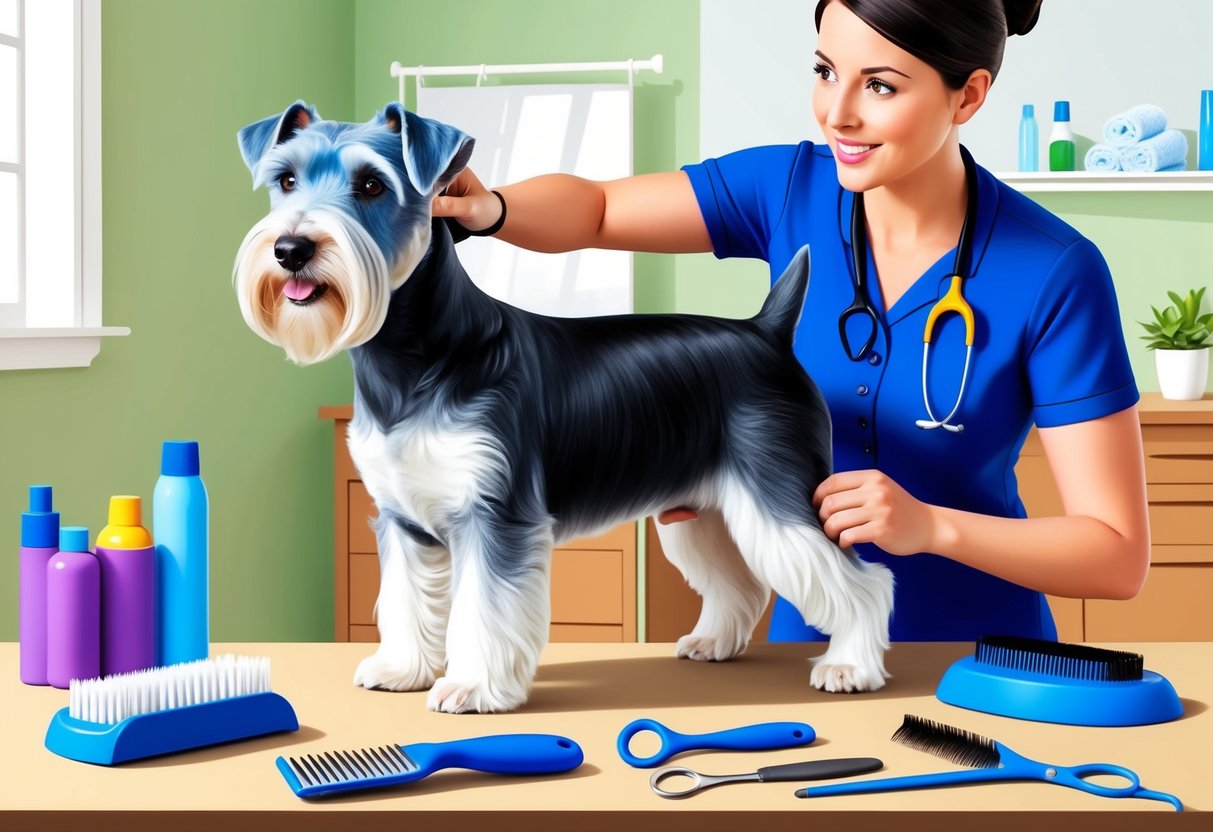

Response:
(1138, 287), (1213, 400)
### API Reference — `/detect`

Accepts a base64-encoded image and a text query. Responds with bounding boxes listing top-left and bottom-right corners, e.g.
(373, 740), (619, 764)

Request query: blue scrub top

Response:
(682, 142), (1139, 642)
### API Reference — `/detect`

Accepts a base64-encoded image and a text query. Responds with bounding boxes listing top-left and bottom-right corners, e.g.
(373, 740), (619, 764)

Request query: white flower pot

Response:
(1155, 348), (1210, 400)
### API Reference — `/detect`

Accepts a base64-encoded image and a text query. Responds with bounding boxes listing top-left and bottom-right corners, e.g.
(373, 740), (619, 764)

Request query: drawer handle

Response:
(1150, 500), (1213, 507)
(1149, 454), (1213, 461)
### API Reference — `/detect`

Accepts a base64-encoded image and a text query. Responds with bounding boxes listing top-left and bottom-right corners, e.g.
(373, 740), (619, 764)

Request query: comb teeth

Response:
(975, 635), (1144, 682)
(891, 715), (1001, 769)
(285, 744), (417, 787)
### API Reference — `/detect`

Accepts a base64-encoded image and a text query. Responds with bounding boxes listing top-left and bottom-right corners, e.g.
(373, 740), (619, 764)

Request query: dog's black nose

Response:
(274, 235), (315, 272)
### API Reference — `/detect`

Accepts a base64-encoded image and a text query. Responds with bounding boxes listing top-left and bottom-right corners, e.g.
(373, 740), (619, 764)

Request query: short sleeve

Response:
(680, 144), (800, 261)
(1025, 237), (1139, 427)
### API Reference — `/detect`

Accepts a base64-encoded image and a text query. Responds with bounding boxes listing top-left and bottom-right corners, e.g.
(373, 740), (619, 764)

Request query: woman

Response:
(433, 0), (1150, 642)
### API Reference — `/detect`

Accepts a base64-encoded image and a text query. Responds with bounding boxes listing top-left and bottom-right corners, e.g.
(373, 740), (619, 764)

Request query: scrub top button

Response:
(858, 416), (869, 428)
(856, 384), (869, 396)
(867, 352), (882, 366)
(863, 442), (872, 454)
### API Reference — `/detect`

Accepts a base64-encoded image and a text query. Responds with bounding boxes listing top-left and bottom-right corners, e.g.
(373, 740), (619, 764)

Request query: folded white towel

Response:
(1120, 129), (1188, 172)
(1084, 144), (1121, 172)
(1103, 104), (1168, 148)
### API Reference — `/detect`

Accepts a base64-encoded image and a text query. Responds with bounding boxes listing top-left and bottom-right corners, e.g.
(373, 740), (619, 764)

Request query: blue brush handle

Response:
(405, 733), (584, 777)
(617, 718), (815, 768)
(798, 743), (1182, 811)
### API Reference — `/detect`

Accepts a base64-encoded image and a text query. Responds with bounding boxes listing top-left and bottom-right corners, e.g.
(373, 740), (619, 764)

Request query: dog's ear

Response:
(379, 103), (475, 196)
(237, 100), (322, 176)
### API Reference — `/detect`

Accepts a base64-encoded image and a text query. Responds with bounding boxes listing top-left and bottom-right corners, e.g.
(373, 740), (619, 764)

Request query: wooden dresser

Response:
(320, 405), (637, 644)
(326, 395), (1210, 645)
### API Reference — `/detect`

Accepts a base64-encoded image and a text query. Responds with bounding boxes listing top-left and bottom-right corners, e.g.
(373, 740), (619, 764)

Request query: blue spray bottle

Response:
(1018, 104), (1039, 172)
(153, 441), (210, 665)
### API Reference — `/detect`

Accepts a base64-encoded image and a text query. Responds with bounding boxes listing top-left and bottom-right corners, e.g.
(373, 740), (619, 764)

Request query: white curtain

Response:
(418, 82), (633, 317)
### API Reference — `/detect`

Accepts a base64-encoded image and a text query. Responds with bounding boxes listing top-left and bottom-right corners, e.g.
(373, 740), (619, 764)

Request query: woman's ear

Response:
(952, 69), (992, 126)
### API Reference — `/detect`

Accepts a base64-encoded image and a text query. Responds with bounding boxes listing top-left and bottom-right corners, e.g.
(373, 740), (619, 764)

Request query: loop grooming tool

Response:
(616, 718), (815, 768)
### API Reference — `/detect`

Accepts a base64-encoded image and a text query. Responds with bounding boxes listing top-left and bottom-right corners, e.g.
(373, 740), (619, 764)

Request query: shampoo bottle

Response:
(46, 527), (101, 689)
(94, 496), (157, 676)
(154, 440), (210, 665)
(1018, 104), (1039, 172)
(1048, 100), (1076, 172)
(19, 485), (59, 685)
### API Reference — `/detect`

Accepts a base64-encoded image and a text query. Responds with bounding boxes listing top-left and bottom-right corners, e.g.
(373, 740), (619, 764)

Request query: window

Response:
(0, 0), (126, 371)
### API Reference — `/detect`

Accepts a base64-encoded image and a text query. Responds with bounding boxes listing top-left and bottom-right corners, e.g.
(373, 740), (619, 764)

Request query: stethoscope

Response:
(838, 146), (979, 433)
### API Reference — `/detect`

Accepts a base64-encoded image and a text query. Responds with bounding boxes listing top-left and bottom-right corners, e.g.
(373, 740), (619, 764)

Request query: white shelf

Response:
(995, 171), (1213, 193)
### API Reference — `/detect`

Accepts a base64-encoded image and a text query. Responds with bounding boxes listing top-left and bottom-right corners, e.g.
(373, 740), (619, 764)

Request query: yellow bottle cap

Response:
(108, 495), (143, 526)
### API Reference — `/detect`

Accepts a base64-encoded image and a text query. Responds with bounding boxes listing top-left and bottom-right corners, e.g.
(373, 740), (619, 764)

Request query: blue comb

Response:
(276, 733), (584, 798)
(44, 656), (298, 765)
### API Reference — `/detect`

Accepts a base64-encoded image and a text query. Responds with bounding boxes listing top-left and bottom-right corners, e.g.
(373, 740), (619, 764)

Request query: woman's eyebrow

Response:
(815, 50), (912, 79)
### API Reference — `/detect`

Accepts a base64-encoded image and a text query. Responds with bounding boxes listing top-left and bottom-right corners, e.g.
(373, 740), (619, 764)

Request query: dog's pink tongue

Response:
(283, 278), (317, 301)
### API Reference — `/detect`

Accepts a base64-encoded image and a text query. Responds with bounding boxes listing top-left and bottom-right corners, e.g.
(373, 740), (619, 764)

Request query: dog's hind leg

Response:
(718, 472), (894, 693)
(353, 514), (450, 692)
(428, 512), (553, 714)
(655, 507), (770, 661)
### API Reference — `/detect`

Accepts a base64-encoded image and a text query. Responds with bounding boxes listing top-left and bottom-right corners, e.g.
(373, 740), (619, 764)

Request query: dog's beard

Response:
(233, 209), (419, 365)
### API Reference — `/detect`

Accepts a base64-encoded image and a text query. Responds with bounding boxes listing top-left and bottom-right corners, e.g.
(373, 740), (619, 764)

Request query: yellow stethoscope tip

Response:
(918, 275), (975, 432)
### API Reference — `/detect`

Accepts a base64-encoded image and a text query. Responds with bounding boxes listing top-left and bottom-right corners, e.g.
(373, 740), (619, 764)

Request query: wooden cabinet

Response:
(321, 406), (637, 643)
(647, 394), (1213, 643)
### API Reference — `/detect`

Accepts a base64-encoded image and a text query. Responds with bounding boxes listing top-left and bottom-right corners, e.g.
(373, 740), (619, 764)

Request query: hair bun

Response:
(1003, 0), (1043, 36)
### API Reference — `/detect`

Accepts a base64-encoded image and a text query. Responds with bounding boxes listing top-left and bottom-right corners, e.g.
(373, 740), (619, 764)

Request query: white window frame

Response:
(0, 0), (127, 371)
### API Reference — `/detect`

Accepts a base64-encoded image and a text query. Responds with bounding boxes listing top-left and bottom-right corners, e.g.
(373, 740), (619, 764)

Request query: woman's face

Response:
(811, 0), (967, 193)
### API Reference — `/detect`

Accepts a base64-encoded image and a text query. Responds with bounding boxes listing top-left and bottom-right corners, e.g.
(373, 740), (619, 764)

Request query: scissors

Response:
(651, 757), (884, 799)
(616, 718), (815, 768)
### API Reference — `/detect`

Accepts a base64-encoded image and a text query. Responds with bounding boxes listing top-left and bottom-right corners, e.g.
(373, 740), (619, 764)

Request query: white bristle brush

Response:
(45, 654), (298, 765)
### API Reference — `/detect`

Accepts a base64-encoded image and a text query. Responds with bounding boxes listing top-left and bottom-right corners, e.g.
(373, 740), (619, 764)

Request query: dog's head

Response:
(233, 101), (474, 364)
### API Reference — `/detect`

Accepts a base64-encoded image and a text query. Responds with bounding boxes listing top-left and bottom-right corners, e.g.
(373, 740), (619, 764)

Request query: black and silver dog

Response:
(234, 101), (893, 713)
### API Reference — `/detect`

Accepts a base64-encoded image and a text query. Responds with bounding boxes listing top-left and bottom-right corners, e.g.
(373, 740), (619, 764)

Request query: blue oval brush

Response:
(936, 635), (1183, 726)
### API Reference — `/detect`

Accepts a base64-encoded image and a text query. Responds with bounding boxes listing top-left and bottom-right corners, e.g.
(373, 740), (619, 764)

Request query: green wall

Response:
(2, 1), (1208, 643)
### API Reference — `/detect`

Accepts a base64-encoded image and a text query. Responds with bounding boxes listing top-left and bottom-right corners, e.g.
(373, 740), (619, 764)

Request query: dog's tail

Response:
(752, 244), (810, 349)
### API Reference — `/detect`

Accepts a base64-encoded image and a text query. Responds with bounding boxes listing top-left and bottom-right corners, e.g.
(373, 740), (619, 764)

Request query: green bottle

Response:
(1048, 100), (1075, 172)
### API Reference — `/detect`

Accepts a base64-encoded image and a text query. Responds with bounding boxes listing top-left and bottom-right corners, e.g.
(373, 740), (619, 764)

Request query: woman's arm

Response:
(432, 168), (713, 254)
(814, 406), (1151, 600)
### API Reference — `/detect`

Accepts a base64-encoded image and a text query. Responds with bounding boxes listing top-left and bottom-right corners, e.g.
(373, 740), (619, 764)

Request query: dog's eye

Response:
(278, 173), (297, 191)
(360, 177), (385, 197)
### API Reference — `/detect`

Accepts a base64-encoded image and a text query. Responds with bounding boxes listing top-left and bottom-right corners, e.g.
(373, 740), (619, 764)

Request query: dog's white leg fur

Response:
(353, 516), (450, 692)
(654, 508), (770, 662)
(427, 516), (553, 714)
(717, 474), (894, 692)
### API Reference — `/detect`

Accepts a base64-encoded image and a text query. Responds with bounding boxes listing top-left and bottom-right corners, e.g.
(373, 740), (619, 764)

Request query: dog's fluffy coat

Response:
(234, 102), (894, 713)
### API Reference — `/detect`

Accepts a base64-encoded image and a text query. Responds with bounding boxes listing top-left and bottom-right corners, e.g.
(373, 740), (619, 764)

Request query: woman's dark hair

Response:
(813, 0), (1044, 89)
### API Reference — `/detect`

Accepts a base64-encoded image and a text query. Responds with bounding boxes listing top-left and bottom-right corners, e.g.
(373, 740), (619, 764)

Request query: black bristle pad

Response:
(891, 715), (1001, 769)
(975, 635), (1144, 682)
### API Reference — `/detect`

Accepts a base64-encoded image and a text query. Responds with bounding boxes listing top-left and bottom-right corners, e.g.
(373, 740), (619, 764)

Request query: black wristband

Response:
(465, 189), (507, 237)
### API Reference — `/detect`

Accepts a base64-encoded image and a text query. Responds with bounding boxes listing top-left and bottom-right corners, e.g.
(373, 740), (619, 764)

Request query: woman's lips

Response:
(836, 140), (880, 165)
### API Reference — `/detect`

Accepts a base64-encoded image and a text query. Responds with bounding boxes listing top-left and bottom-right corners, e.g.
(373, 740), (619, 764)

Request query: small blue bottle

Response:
(153, 441), (210, 665)
(1018, 104), (1039, 172)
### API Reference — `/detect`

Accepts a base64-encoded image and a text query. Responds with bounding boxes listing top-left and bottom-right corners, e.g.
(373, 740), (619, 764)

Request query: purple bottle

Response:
(94, 496), (157, 676)
(19, 485), (60, 685)
(46, 527), (101, 689)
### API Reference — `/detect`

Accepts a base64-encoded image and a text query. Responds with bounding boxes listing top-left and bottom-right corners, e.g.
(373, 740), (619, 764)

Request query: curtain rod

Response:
(390, 54), (663, 99)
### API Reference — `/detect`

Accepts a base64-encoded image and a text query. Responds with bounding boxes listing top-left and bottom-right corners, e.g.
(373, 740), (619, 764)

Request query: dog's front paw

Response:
(353, 649), (438, 692)
(675, 634), (743, 662)
(809, 659), (887, 693)
(426, 677), (526, 714)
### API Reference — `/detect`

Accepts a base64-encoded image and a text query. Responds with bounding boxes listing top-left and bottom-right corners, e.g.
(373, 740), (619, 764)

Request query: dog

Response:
(234, 101), (894, 713)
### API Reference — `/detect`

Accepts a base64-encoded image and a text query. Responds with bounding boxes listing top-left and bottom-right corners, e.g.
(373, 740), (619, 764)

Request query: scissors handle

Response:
(617, 719), (815, 768)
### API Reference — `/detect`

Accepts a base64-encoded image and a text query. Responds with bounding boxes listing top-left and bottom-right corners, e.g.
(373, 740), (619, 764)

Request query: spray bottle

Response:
(19, 485), (60, 685)
(154, 440), (210, 665)
(1049, 100), (1076, 172)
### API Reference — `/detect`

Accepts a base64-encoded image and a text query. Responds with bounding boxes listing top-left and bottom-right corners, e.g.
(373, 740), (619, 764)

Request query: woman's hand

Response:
(813, 470), (938, 555)
(431, 167), (503, 233)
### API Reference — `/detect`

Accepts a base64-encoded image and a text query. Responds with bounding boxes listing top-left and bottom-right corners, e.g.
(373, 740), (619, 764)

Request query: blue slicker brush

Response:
(45, 655), (298, 765)
(935, 635), (1183, 727)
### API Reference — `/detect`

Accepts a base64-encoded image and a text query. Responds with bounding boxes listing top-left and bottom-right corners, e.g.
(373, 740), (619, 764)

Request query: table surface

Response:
(2, 641), (1208, 829)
